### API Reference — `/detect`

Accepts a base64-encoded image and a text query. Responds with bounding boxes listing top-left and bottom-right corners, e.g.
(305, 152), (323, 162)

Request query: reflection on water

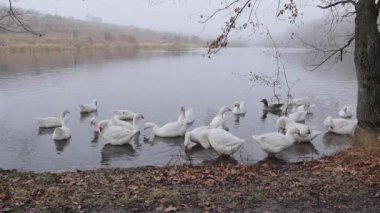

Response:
(101, 142), (138, 165)
(91, 132), (100, 143)
(233, 114), (246, 125)
(275, 142), (319, 162)
(322, 132), (354, 156)
(261, 111), (268, 120)
(0, 47), (359, 171)
(54, 138), (70, 154)
(80, 112), (98, 123)
(0, 49), (192, 74)
(202, 155), (238, 165)
(151, 136), (184, 148)
(38, 127), (55, 135)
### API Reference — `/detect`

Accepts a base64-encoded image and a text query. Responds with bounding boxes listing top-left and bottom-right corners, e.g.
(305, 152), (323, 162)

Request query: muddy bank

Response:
(0, 154), (379, 212)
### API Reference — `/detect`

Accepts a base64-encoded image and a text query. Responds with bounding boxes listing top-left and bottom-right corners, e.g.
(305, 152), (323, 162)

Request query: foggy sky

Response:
(3, 0), (323, 39)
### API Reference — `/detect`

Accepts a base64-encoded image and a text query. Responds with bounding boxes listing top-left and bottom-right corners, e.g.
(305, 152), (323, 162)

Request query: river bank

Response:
(1, 132), (379, 212)
(0, 42), (202, 54)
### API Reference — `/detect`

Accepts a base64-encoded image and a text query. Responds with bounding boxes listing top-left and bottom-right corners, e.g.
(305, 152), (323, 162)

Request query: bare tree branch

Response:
(299, 35), (355, 71)
(0, 0), (41, 36)
(206, 0), (251, 54)
(318, 0), (356, 9)
(199, 0), (240, 23)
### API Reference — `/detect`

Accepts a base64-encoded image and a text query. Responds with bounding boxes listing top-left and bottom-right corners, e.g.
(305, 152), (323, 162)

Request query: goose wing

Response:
(37, 117), (61, 128)
(253, 132), (290, 153)
(208, 129), (244, 155)
(102, 126), (136, 145)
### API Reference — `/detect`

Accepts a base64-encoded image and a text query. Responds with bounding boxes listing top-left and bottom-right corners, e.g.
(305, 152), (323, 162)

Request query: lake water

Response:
(0, 48), (358, 172)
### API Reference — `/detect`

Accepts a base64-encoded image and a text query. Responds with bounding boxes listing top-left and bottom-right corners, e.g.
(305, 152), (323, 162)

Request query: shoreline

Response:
(1, 138), (379, 212)
(0, 42), (204, 54)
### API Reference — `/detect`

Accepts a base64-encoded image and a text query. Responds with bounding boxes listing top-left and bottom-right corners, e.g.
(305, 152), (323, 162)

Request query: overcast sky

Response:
(2, 0), (323, 39)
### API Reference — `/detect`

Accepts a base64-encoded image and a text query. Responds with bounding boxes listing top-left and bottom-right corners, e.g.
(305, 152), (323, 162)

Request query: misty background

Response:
(1, 0), (353, 46)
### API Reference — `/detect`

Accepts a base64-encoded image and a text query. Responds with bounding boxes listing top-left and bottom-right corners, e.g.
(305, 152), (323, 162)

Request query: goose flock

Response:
(36, 97), (358, 159)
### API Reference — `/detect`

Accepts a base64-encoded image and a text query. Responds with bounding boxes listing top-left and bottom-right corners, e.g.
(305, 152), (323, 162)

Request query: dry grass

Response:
(335, 127), (380, 164)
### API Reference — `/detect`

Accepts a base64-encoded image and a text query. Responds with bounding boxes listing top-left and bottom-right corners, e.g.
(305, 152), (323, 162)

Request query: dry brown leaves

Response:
(151, 164), (261, 187)
(1, 140), (380, 212)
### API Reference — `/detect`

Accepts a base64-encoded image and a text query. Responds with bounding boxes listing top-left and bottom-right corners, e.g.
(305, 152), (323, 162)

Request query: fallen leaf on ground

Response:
(164, 205), (177, 212)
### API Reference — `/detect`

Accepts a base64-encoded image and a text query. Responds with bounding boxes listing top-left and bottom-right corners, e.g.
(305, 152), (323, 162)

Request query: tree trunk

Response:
(354, 0), (380, 127)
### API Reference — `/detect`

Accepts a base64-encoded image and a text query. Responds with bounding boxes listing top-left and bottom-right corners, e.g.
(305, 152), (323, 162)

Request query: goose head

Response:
(183, 132), (191, 152)
(90, 117), (100, 132)
(276, 116), (292, 130)
(144, 122), (156, 130)
(60, 109), (70, 119)
(260, 99), (269, 107)
(219, 106), (232, 115)
(93, 99), (98, 106)
(180, 106), (186, 112)
(234, 101), (240, 108)
(133, 113), (144, 121)
(61, 115), (69, 126)
(180, 106), (186, 116)
(98, 120), (109, 132)
(286, 128), (301, 142)
(324, 116), (333, 129)
(132, 113), (144, 129)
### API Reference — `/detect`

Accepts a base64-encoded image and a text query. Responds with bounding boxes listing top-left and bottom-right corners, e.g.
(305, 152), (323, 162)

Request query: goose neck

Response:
(61, 117), (68, 127)
(184, 132), (191, 147)
(285, 131), (298, 143)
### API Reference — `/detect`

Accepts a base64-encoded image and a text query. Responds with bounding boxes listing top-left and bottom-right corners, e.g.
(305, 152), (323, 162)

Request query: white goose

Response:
(113, 109), (135, 120)
(52, 116), (71, 140)
(90, 118), (109, 133)
(296, 130), (321, 142)
(91, 118), (138, 145)
(297, 103), (315, 114)
(339, 105), (353, 119)
(324, 116), (358, 136)
(111, 113), (144, 132)
(37, 109), (70, 128)
(209, 106), (232, 130)
(79, 99), (97, 113)
(144, 119), (188, 138)
(198, 128), (245, 155)
(178, 106), (195, 124)
(289, 97), (310, 106)
(252, 128), (300, 155)
(276, 116), (315, 136)
(184, 126), (211, 150)
(289, 109), (307, 123)
(232, 101), (247, 115)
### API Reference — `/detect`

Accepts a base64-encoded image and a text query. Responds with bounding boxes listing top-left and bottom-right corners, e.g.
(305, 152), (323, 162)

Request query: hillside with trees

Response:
(0, 7), (203, 53)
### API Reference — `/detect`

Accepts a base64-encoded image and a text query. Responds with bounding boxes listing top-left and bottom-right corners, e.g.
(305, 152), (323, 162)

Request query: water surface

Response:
(0, 48), (357, 172)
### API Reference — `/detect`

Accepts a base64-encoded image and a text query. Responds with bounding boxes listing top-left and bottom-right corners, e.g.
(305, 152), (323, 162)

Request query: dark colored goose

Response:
(261, 99), (284, 113)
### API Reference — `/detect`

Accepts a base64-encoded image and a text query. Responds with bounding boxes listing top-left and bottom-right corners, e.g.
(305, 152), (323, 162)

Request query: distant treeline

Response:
(0, 6), (204, 53)
(252, 17), (355, 49)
